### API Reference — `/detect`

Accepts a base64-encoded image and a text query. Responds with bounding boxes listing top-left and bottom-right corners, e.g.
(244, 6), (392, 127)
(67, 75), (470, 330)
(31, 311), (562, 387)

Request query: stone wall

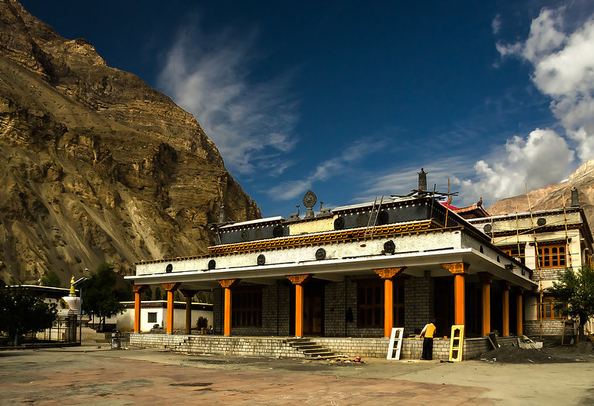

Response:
(130, 334), (521, 361)
(524, 319), (573, 339)
(405, 273), (434, 335)
(175, 336), (304, 358)
(531, 268), (564, 282)
(278, 283), (292, 335)
(213, 287), (223, 335)
(324, 280), (347, 336)
(130, 334), (187, 349)
(211, 273), (439, 338)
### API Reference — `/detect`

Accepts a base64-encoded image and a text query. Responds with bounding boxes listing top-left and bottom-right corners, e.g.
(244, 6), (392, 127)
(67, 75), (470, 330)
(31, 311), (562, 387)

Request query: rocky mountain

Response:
(0, 0), (261, 285)
(488, 160), (594, 230)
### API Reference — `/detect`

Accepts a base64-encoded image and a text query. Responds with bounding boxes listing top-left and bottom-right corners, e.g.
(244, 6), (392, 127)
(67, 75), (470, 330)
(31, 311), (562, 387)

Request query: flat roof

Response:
(469, 207), (582, 223)
(219, 216), (284, 229)
(332, 197), (417, 212)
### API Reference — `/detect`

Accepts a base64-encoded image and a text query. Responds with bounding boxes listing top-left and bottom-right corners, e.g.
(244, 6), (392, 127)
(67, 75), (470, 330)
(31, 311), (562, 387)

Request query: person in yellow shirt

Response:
(420, 318), (436, 360)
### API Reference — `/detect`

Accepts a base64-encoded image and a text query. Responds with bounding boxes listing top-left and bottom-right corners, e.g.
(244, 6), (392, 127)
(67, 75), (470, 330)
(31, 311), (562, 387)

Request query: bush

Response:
(197, 316), (208, 329)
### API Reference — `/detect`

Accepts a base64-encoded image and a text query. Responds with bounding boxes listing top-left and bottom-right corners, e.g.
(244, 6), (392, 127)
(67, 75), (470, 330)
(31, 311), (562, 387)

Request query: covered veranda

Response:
(127, 243), (536, 341)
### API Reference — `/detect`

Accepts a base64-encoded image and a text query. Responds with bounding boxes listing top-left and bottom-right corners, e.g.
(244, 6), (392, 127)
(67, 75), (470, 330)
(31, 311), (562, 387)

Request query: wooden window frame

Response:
(357, 278), (405, 328)
(232, 287), (263, 327)
(501, 245), (525, 265)
(541, 296), (562, 319)
(537, 244), (567, 269)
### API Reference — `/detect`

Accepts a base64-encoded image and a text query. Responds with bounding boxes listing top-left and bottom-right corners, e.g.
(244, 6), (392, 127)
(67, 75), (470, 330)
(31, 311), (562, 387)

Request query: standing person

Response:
(420, 318), (436, 360)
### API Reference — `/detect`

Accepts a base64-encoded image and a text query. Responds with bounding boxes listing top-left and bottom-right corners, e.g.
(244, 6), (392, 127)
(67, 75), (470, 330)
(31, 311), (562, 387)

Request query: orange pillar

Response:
(501, 282), (510, 336)
(287, 274), (312, 338)
(374, 267), (406, 338)
(218, 279), (239, 336)
(478, 273), (492, 336)
(180, 289), (198, 334)
(132, 285), (147, 333)
(161, 283), (181, 334)
(517, 289), (524, 336)
(442, 263), (469, 326)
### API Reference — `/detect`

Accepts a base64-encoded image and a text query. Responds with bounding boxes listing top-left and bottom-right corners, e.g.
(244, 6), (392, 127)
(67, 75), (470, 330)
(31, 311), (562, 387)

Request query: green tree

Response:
(155, 287), (162, 301)
(81, 263), (125, 332)
(548, 266), (594, 341)
(196, 291), (213, 304)
(0, 286), (57, 345)
(40, 271), (62, 287)
(143, 285), (153, 301)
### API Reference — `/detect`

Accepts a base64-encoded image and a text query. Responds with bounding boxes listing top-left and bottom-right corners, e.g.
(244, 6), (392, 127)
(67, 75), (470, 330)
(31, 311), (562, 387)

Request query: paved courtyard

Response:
(1, 344), (593, 405)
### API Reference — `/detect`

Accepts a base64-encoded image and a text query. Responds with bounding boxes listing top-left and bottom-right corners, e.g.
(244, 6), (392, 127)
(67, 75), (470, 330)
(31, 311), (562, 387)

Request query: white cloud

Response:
(492, 14), (502, 35)
(157, 23), (298, 175)
(268, 138), (387, 201)
(496, 7), (594, 162)
(460, 6), (594, 205)
(455, 129), (574, 205)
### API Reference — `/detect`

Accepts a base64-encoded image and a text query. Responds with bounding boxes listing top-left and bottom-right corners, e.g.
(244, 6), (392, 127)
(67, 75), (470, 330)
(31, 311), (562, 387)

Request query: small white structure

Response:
(116, 301), (213, 332)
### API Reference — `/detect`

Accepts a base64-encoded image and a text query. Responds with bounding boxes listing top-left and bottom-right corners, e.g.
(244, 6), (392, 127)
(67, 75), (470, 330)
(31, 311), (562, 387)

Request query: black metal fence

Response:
(0, 314), (81, 348)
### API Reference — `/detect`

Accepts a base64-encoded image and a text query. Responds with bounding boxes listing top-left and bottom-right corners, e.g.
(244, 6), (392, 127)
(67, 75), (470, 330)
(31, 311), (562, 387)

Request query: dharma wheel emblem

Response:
(303, 190), (317, 219)
(303, 190), (317, 208)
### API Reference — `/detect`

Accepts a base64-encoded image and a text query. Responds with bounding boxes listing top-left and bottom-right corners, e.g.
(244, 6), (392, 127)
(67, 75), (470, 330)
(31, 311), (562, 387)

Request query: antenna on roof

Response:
(390, 168), (458, 200)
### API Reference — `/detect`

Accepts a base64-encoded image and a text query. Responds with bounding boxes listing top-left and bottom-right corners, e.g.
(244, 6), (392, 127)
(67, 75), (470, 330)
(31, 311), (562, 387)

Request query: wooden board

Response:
(487, 332), (499, 349)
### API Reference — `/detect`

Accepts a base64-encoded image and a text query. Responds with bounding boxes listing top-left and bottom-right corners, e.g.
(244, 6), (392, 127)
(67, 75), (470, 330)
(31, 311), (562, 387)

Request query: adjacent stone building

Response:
(469, 205), (593, 338)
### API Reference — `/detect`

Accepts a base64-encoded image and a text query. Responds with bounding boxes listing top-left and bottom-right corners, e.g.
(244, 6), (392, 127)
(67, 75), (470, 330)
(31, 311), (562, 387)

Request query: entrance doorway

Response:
(303, 280), (325, 336)
(289, 279), (325, 336)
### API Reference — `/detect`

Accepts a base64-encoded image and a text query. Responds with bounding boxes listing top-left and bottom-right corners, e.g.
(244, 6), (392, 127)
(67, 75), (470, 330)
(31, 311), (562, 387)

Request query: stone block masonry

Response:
(405, 273), (434, 336)
(130, 334), (521, 361)
(524, 319), (570, 339)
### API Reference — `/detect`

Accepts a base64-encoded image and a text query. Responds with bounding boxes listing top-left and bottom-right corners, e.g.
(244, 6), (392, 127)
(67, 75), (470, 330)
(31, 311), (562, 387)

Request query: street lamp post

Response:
(73, 275), (89, 344)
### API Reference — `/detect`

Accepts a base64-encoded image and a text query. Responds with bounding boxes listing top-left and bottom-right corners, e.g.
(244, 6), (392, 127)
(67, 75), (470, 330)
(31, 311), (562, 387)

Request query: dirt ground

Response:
(478, 341), (594, 364)
(1, 343), (594, 405)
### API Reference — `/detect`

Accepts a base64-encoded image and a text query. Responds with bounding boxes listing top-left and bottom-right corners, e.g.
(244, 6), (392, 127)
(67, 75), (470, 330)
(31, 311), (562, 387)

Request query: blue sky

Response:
(20, 0), (594, 218)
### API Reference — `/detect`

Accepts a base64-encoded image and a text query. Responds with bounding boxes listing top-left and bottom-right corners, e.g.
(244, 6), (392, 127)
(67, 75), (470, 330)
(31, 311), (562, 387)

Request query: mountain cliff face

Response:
(0, 0), (261, 284)
(488, 160), (594, 229)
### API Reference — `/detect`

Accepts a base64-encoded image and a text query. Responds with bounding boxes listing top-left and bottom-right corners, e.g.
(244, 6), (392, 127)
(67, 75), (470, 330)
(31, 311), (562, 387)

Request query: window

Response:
(232, 287), (262, 327)
(502, 245), (525, 265)
(147, 312), (157, 323)
(357, 278), (405, 328)
(541, 296), (562, 319)
(538, 244), (566, 268)
(358, 280), (383, 328)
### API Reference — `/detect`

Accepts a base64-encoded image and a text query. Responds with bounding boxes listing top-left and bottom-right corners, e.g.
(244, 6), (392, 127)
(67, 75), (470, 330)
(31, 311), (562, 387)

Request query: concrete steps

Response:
(285, 338), (336, 359)
(159, 336), (337, 359)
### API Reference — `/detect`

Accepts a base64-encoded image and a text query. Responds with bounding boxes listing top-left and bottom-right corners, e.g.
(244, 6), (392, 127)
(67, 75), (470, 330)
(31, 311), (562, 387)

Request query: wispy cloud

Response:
(460, 6), (594, 206)
(267, 137), (388, 201)
(157, 20), (299, 176)
(492, 14), (502, 35)
(359, 157), (478, 204)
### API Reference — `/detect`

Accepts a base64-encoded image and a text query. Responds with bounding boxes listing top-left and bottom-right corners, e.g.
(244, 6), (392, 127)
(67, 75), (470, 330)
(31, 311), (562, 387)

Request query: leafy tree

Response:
(548, 266), (594, 341)
(155, 287), (163, 301)
(143, 285), (153, 301)
(0, 286), (57, 345)
(81, 263), (125, 332)
(195, 291), (213, 304)
(40, 271), (62, 287)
